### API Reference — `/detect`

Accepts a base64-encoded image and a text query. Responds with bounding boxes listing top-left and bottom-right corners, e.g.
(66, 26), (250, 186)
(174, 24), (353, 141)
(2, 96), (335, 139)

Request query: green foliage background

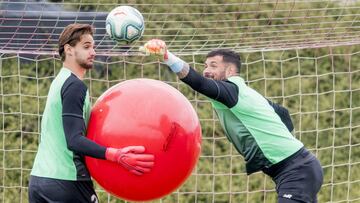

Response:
(0, 0), (359, 202)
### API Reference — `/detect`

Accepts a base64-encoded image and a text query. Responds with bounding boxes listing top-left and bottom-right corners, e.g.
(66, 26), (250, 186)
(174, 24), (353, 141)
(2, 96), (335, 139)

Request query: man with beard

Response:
(140, 39), (323, 203)
(29, 24), (155, 203)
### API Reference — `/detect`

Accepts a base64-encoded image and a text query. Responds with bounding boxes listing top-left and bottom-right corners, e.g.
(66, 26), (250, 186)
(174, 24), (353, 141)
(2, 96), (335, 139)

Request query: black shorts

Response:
(265, 148), (324, 203)
(28, 175), (99, 203)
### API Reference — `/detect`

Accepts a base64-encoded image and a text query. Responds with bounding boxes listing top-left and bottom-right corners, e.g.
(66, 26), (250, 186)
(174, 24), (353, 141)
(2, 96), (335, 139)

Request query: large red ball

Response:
(85, 78), (202, 201)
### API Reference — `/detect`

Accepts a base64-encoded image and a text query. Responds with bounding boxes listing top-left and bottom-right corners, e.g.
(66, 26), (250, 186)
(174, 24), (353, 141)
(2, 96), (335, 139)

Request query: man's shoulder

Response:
(227, 76), (244, 83)
(59, 74), (87, 100)
(62, 74), (87, 91)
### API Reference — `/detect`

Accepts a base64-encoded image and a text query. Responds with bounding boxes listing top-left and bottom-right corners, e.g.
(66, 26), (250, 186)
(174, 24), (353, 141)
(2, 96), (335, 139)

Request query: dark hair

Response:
(58, 24), (94, 61)
(206, 49), (241, 73)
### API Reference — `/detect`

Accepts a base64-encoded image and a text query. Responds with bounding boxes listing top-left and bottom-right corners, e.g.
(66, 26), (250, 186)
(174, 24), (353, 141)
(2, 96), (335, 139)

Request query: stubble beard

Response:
(75, 53), (93, 70)
(78, 60), (93, 70)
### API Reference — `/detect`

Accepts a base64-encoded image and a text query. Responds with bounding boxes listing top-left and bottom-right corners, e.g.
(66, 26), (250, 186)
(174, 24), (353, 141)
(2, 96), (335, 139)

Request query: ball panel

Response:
(105, 6), (144, 43)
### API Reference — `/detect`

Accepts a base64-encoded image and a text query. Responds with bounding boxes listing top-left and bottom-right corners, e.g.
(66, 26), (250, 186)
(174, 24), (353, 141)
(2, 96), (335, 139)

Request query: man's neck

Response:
(63, 61), (86, 80)
(226, 73), (240, 79)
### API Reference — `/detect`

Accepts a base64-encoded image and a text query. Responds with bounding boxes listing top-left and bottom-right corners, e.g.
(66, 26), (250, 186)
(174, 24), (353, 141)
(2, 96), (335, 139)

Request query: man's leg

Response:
(278, 197), (303, 203)
(28, 176), (47, 203)
(274, 150), (323, 203)
(28, 175), (98, 203)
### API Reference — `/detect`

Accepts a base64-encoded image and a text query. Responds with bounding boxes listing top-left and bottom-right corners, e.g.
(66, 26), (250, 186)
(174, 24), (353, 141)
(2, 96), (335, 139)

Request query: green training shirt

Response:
(31, 68), (91, 181)
(210, 76), (304, 174)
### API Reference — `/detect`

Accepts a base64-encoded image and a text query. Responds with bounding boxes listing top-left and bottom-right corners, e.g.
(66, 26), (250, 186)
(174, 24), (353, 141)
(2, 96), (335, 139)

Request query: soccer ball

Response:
(106, 6), (145, 43)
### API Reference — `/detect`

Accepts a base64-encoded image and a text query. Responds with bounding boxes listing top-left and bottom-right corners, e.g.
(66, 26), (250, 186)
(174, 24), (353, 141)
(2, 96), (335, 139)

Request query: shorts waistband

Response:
(262, 147), (310, 178)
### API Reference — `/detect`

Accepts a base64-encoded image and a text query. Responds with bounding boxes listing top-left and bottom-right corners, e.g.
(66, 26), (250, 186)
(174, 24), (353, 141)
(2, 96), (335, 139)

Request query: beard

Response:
(75, 52), (93, 70)
(203, 72), (214, 79)
(78, 60), (93, 69)
(203, 71), (227, 80)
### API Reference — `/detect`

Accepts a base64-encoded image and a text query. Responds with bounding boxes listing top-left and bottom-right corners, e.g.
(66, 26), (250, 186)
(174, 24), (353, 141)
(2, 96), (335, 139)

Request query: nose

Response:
(91, 48), (96, 57)
(203, 68), (215, 79)
(203, 68), (210, 76)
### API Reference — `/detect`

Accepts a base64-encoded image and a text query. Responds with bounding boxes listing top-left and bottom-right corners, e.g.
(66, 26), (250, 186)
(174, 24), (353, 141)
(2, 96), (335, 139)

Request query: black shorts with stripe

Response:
(263, 148), (324, 203)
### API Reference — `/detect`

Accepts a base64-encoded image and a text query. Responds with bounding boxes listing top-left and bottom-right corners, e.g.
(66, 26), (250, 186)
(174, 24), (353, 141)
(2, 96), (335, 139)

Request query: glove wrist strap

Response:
(105, 147), (119, 162)
(164, 51), (185, 73)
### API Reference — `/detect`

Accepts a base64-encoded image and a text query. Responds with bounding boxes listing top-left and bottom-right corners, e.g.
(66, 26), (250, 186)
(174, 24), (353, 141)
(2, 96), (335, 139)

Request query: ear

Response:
(227, 64), (237, 74)
(232, 65), (239, 74)
(64, 44), (73, 57)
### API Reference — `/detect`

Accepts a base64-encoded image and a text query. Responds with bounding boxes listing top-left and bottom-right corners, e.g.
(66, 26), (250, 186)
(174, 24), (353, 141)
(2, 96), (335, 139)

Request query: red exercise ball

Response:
(85, 78), (202, 202)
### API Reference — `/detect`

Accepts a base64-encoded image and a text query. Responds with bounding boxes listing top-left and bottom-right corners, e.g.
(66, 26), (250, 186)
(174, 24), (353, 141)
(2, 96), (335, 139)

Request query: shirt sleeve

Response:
(180, 67), (239, 108)
(180, 67), (295, 131)
(61, 75), (106, 159)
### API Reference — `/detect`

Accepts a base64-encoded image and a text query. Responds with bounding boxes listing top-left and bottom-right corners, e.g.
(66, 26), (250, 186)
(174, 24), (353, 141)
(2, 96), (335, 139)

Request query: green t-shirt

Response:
(210, 76), (303, 174)
(31, 68), (91, 180)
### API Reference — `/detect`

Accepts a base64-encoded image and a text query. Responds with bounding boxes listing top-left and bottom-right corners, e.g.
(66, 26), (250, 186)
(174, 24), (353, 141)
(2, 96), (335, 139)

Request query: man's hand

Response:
(106, 146), (155, 176)
(140, 39), (187, 73)
(139, 39), (168, 60)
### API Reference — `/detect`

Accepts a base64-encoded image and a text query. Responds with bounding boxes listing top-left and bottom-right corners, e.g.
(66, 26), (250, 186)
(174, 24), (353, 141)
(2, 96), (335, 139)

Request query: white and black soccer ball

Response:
(106, 6), (145, 43)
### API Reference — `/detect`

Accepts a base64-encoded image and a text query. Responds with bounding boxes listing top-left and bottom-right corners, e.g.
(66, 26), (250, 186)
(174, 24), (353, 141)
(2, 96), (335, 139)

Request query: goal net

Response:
(0, 0), (359, 202)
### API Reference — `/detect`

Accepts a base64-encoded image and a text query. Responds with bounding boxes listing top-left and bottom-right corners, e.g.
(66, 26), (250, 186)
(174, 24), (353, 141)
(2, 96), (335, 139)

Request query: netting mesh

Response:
(1, 0), (360, 203)
(1, 0), (360, 55)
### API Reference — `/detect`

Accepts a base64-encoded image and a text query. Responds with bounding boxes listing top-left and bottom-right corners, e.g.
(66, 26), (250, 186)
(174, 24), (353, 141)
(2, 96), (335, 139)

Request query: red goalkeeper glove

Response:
(139, 39), (168, 59)
(105, 146), (155, 176)
(140, 39), (186, 73)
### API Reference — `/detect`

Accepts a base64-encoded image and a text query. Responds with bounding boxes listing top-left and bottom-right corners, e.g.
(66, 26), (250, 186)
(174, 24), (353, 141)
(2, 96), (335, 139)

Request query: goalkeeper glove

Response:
(105, 146), (155, 176)
(140, 39), (186, 73)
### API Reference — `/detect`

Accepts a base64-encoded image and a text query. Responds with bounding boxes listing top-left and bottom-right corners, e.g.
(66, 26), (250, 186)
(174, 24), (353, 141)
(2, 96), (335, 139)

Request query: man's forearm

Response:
(176, 62), (190, 79)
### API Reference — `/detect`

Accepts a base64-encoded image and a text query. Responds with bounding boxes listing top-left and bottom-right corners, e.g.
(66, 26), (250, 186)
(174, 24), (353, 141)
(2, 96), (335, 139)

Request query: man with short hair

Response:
(29, 24), (155, 203)
(141, 39), (323, 203)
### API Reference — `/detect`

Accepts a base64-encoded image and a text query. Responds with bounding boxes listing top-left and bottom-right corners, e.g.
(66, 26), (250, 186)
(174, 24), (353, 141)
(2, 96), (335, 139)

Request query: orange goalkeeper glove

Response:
(140, 39), (185, 73)
(105, 146), (155, 176)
